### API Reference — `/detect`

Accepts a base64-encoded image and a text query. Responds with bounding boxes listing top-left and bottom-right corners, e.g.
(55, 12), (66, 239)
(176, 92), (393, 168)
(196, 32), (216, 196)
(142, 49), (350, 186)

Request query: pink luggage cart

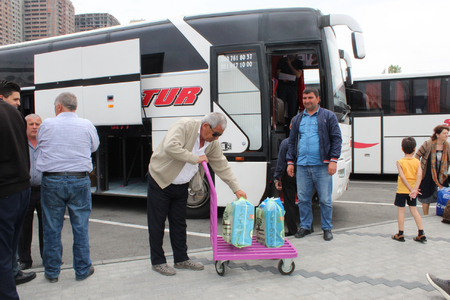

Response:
(202, 161), (298, 276)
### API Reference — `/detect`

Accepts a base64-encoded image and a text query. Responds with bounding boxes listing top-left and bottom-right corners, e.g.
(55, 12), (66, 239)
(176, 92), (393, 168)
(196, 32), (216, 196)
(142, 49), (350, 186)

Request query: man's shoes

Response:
(152, 263), (176, 276)
(174, 259), (204, 270)
(76, 266), (95, 281)
(294, 228), (312, 238)
(15, 271), (36, 285)
(18, 262), (32, 271)
(45, 274), (58, 283)
(426, 273), (450, 300)
(323, 230), (333, 241)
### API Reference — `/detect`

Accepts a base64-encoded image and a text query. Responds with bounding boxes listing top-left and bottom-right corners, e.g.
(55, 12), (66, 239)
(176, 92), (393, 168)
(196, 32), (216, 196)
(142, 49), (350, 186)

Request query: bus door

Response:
(348, 85), (384, 174)
(34, 39), (143, 192)
(210, 44), (269, 207)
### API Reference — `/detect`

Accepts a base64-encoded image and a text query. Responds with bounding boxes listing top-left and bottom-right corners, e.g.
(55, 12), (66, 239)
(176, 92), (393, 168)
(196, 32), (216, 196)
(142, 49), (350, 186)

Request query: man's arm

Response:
(286, 116), (299, 177)
(286, 58), (302, 78)
(327, 111), (342, 163)
(163, 120), (198, 165)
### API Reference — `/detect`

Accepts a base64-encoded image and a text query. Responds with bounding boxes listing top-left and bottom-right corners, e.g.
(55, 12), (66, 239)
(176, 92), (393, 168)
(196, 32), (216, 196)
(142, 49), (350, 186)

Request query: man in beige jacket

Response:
(147, 112), (247, 276)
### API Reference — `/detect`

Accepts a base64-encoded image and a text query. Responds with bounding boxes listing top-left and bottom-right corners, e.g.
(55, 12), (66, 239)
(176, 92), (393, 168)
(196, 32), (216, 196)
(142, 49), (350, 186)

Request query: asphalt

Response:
(16, 215), (449, 300)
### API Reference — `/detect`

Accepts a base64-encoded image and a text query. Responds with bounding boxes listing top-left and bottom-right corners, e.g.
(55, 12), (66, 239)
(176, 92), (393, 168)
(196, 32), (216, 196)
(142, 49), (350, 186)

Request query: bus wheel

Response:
(186, 177), (210, 219)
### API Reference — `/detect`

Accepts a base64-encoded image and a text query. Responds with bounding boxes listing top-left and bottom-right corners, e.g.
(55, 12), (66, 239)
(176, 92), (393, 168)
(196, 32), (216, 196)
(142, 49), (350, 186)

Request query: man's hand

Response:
(275, 181), (282, 191)
(328, 162), (337, 176)
(287, 165), (295, 177)
(235, 190), (247, 200)
(197, 155), (208, 164)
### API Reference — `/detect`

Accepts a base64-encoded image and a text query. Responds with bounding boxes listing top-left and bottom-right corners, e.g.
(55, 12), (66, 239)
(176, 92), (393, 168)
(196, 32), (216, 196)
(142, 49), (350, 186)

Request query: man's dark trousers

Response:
(281, 172), (299, 235)
(19, 186), (44, 265)
(0, 188), (30, 300)
(147, 175), (189, 265)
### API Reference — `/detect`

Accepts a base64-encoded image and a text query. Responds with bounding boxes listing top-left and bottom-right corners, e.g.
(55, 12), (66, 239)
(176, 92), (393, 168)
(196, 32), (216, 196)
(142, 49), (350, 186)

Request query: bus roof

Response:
(0, 7), (321, 51)
(354, 71), (450, 81)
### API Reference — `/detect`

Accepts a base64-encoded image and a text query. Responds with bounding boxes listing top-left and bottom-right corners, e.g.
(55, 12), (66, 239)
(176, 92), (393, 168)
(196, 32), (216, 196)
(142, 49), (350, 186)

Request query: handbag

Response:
(188, 168), (205, 197)
(442, 200), (450, 224)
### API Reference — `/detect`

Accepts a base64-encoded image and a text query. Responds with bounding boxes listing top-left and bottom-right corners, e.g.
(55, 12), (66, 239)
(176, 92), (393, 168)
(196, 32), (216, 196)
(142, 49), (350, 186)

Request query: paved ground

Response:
(17, 215), (449, 300)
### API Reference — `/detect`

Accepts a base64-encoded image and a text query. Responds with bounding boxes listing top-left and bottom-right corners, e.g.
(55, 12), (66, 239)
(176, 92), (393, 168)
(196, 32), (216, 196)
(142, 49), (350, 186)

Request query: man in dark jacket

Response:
(274, 121), (299, 236)
(286, 87), (342, 241)
(0, 82), (33, 300)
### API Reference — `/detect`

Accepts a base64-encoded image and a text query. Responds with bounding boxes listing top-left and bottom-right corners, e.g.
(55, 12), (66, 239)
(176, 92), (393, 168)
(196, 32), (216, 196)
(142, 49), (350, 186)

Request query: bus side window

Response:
(141, 53), (164, 75)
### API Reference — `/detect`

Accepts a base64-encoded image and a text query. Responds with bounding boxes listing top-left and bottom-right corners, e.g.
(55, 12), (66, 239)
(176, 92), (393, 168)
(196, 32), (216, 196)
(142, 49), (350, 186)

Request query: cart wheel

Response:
(215, 260), (229, 276)
(278, 259), (295, 275)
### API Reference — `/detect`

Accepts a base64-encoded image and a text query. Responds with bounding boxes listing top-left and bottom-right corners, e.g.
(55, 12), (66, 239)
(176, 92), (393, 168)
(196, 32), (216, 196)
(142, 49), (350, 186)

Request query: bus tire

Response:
(186, 177), (210, 219)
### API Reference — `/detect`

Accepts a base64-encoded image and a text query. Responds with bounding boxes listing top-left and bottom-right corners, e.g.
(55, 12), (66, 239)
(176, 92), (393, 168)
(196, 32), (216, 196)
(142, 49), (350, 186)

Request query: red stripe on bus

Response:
(352, 141), (379, 149)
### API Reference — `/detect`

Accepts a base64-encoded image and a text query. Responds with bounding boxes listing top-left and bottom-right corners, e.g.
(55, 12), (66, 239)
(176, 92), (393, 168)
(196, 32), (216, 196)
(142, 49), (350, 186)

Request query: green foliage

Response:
(382, 65), (402, 74)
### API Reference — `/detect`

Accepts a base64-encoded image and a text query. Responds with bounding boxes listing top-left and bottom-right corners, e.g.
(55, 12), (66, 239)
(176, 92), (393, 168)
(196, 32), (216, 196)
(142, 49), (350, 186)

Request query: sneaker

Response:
(427, 273), (450, 300)
(174, 260), (204, 270)
(152, 263), (176, 276)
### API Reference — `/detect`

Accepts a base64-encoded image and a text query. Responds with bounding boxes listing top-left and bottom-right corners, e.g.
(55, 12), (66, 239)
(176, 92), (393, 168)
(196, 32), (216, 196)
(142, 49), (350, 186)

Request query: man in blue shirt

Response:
(286, 88), (342, 241)
(37, 92), (99, 283)
(18, 114), (44, 270)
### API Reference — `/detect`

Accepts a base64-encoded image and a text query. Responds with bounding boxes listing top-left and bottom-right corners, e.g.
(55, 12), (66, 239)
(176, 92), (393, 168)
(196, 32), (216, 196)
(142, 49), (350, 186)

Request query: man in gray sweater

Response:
(147, 112), (246, 276)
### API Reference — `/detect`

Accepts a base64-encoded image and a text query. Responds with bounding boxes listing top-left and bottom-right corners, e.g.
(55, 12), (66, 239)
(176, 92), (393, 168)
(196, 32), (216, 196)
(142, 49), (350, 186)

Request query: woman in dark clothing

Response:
(415, 125), (450, 215)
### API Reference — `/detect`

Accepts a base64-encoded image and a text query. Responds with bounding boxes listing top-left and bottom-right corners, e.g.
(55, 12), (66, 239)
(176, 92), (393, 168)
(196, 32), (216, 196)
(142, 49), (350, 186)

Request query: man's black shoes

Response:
(76, 266), (95, 281)
(324, 230), (333, 241)
(294, 228), (312, 238)
(15, 271), (36, 285)
(45, 274), (58, 283)
(18, 262), (32, 271)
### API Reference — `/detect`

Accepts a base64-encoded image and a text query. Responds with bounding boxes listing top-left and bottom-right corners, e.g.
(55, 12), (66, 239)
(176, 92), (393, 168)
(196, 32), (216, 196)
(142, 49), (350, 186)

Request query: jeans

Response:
(0, 188), (30, 300)
(296, 165), (333, 231)
(41, 175), (92, 280)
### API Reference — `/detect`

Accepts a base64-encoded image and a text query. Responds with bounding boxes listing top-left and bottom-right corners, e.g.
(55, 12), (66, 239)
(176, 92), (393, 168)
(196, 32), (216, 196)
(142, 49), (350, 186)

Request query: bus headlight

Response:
(338, 168), (345, 178)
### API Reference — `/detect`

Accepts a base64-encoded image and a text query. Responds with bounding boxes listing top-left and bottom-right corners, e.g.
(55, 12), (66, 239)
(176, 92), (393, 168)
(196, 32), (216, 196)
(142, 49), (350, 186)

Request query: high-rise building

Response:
(0, 0), (24, 46)
(24, 0), (75, 41)
(75, 13), (120, 32)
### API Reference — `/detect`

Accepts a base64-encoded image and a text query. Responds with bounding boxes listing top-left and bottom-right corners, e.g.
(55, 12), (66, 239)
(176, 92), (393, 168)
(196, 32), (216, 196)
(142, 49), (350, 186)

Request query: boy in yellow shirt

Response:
(392, 137), (426, 243)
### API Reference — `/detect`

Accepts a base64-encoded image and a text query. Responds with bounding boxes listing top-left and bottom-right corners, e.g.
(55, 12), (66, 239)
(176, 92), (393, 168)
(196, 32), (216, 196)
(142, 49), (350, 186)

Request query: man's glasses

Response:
(209, 124), (222, 137)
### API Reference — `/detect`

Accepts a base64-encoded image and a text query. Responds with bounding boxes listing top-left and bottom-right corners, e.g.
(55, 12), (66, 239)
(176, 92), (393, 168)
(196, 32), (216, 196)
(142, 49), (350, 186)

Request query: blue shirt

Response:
(29, 141), (42, 186)
(36, 112), (99, 172)
(296, 108), (322, 166)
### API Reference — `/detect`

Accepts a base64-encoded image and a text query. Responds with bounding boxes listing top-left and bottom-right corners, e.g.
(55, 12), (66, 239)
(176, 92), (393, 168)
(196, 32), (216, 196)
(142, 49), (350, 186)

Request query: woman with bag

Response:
(415, 125), (450, 215)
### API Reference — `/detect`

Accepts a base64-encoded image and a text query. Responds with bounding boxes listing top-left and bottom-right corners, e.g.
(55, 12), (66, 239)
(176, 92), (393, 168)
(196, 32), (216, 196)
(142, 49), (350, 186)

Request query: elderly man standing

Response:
(147, 112), (247, 276)
(0, 82), (33, 300)
(37, 92), (99, 283)
(18, 114), (44, 270)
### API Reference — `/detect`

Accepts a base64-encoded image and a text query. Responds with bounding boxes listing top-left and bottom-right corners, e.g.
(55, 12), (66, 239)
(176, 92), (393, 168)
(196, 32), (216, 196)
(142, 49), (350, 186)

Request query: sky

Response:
(70, 0), (450, 77)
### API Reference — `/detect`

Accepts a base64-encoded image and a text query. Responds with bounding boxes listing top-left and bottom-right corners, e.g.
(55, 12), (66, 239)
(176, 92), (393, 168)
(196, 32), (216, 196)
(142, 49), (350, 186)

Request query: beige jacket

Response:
(148, 118), (240, 192)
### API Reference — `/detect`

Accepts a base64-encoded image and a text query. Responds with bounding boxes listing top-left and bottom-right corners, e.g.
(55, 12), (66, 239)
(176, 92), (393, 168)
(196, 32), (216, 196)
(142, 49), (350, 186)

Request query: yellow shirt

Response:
(397, 157), (420, 194)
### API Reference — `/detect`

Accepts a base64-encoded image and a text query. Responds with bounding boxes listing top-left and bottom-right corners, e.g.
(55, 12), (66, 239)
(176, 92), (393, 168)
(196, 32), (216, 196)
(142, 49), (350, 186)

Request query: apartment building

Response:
(0, 0), (24, 45)
(75, 13), (120, 32)
(24, 0), (75, 41)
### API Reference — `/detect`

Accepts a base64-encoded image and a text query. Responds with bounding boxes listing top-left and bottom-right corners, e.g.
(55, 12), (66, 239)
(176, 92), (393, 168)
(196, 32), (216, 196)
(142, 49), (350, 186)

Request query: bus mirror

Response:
(346, 67), (353, 86)
(351, 32), (366, 59)
(339, 49), (353, 86)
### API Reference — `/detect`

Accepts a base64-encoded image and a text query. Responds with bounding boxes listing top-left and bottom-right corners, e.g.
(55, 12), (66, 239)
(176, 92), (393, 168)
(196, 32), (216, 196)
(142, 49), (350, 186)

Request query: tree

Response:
(382, 65), (402, 74)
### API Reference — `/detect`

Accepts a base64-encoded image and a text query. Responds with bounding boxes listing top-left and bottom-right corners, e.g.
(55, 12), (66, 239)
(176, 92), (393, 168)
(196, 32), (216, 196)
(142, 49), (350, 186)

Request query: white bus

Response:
(347, 71), (450, 174)
(0, 8), (365, 218)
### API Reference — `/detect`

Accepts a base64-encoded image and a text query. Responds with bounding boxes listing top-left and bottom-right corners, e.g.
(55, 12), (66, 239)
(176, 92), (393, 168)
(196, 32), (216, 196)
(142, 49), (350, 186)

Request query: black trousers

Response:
(0, 188), (30, 300)
(147, 175), (189, 265)
(281, 172), (299, 235)
(277, 83), (299, 127)
(18, 187), (44, 264)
